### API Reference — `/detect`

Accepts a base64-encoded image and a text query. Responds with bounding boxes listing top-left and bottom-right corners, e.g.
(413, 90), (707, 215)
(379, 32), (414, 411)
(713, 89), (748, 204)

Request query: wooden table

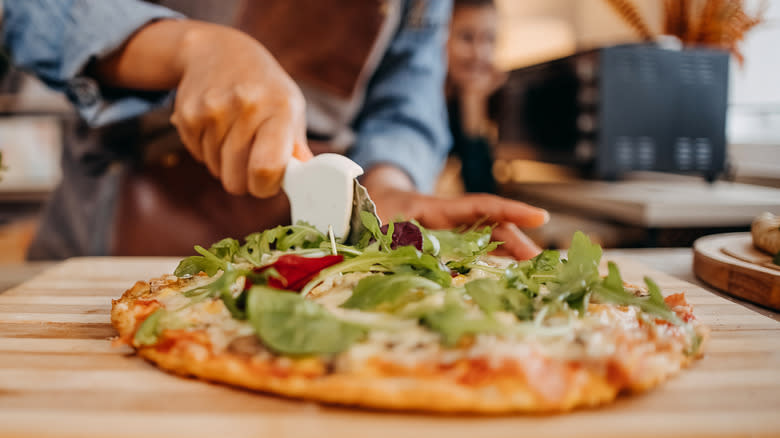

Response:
(0, 253), (779, 438)
(505, 180), (780, 228)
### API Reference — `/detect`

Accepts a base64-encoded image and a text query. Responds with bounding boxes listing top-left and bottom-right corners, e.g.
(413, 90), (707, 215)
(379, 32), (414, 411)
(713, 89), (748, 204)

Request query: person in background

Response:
(446, 0), (505, 194)
(0, 0), (545, 260)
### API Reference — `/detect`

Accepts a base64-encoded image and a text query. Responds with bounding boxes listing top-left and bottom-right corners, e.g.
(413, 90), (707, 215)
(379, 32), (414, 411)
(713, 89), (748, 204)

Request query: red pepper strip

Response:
(251, 254), (344, 292)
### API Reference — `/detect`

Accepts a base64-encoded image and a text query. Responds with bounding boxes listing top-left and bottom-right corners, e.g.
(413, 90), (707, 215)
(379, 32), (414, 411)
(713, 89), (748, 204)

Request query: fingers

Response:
(246, 107), (296, 198)
(170, 107), (205, 162)
(219, 99), (267, 195)
(491, 222), (542, 260)
(434, 194), (549, 229)
(199, 92), (233, 178)
(172, 90), (234, 177)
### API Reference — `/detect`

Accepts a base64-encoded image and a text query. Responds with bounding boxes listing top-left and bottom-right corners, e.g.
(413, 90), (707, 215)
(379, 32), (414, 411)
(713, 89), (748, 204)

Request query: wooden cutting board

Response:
(693, 233), (780, 311)
(0, 257), (779, 438)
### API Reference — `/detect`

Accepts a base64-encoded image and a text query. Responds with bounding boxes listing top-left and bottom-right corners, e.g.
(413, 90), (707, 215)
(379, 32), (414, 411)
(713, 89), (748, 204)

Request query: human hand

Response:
(363, 166), (547, 260)
(170, 24), (312, 197)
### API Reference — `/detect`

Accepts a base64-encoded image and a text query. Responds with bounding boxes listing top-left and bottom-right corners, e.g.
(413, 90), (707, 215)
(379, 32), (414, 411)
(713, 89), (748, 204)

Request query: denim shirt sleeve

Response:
(1, 0), (182, 126)
(348, 0), (452, 194)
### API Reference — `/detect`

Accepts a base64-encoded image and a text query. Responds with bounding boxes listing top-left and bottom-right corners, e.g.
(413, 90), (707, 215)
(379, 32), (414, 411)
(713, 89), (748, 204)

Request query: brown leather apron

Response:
(112, 0), (386, 256)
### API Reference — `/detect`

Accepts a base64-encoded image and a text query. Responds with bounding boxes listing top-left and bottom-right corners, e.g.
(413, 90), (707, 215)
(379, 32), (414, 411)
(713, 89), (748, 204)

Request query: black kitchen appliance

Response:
(496, 44), (730, 181)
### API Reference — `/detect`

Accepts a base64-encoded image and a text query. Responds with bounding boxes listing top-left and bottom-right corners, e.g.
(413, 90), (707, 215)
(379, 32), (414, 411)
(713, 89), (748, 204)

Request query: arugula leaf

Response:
(465, 278), (534, 320)
(209, 238), (240, 261)
(411, 220), (441, 256)
(501, 250), (561, 295)
(183, 265), (247, 306)
(419, 291), (504, 347)
(543, 232), (602, 313)
(359, 211), (394, 251)
(301, 245), (452, 296)
(432, 225), (496, 259)
(174, 238), (242, 277)
(531, 249), (562, 276)
(275, 224), (326, 251)
(591, 262), (681, 325)
(239, 224), (326, 265)
(134, 309), (165, 346)
(774, 251), (780, 266)
(560, 231), (602, 285)
(174, 255), (222, 277)
(341, 273), (441, 312)
(246, 286), (366, 355)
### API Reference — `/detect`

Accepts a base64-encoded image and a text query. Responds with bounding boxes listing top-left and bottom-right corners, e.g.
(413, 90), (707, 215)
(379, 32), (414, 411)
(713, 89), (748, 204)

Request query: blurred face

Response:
(447, 5), (498, 88)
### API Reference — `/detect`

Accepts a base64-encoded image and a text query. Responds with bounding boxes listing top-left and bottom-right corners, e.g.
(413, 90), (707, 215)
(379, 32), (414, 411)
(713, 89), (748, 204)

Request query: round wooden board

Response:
(693, 232), (780, 311)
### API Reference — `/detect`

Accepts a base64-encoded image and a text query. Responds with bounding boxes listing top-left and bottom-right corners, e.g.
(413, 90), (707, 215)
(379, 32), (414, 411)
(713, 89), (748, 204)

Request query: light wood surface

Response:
(694, 233), (780, 311)
(507, 180), (780, 227)
(0, 256), (779, 438)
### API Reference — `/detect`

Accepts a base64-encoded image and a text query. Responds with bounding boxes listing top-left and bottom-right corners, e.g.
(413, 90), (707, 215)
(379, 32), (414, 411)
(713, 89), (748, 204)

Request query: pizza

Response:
(111, 216), (707, 413)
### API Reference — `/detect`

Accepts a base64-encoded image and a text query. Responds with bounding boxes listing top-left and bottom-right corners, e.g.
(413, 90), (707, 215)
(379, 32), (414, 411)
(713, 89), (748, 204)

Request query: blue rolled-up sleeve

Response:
(348, 0), (452, 194)
(1, 0), (182, 126)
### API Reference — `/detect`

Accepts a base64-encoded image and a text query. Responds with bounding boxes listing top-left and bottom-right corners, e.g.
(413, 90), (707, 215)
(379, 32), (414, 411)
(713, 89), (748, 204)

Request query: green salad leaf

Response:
(301, 245), (452, 296)
(247, 286), (366, 355)
(239, 224), (325, 264)
(341, 273), (441, 312)
(168, 219), (697, 356)
(591, 262), (682, 325)
(465, 278), (534, 320)
(133, 309), (165, 346)
(419, 291), (504, 346)
(174, 255), (222, 277)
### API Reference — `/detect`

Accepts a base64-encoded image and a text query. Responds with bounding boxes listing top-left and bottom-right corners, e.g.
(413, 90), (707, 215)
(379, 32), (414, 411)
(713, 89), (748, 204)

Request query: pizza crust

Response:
(111, 275), (704, 413)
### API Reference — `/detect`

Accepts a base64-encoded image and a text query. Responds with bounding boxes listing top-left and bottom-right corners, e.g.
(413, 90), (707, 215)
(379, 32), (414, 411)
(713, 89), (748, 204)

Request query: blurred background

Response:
(0, 0), (778, 262)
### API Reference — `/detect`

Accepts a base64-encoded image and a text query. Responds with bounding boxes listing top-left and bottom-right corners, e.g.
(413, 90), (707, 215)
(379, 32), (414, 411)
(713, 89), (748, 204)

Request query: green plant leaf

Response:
(301, 245), (452, 296)
(419, 291), (504, 347)
(209, 238), (240, 261)
(341, 273), (441, 312)
(174, 255), (222, 277)
(133, 309), (165, 346)
(465, 278), (534, 320)
(246, 286), (365, 355)
(591, 262), (681, 325)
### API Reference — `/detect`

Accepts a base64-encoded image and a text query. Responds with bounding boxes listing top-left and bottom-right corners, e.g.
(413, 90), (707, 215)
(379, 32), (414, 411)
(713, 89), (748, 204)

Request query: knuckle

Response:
(175, 105), (199, 125)
(234, 83), (263, 108)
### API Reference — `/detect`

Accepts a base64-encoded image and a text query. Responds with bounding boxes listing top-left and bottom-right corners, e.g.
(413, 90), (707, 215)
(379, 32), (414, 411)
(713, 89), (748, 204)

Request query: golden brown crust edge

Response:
(137, 345), (620, 413)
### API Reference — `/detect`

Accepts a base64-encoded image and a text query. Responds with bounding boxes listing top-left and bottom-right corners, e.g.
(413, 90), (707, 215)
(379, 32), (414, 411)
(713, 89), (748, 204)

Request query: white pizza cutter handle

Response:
(282, 154), (364, 239)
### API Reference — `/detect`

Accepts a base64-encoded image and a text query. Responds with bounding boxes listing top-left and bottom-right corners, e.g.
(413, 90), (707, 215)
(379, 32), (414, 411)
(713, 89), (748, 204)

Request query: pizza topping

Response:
(246, 286), (366, 355)
(157, 220), (703, 364)
(340, 273), (440, 312)
(253, 254), (345, 292)
(227, 334), (267, 357)
(134, 308), (165, 346)
(380, 221), (424, 251)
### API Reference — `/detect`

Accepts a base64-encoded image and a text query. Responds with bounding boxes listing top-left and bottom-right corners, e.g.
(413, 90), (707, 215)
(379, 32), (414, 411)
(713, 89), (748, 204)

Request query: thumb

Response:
(292, 140), (314, 162)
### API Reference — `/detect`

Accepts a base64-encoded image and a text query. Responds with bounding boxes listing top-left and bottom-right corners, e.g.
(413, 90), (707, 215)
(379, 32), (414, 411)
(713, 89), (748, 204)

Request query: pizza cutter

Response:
(282, 153), (379, 243)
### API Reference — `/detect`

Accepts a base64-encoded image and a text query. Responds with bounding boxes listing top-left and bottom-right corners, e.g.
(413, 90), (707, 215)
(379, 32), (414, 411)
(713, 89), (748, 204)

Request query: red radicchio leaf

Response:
(249, 254), (344, 292)
(380, 221), (423, 251)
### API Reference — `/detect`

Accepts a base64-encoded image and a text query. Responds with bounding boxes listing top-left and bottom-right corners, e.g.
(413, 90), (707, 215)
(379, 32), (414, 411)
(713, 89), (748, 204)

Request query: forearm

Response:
(93, 19), (249, 91)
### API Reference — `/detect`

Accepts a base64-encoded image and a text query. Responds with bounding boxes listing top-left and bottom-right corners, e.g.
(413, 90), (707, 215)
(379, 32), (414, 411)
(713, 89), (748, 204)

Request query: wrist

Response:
(361, 164), (416, 196)
(459, 94), (489, 137)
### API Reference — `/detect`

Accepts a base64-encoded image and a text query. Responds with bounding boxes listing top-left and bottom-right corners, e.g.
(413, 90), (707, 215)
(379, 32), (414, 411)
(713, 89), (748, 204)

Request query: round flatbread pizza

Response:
(111, 219), (707, 413)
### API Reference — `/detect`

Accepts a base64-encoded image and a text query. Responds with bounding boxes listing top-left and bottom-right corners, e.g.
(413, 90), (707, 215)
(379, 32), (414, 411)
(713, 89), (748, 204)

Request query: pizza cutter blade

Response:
(282, 153), (379, 243)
